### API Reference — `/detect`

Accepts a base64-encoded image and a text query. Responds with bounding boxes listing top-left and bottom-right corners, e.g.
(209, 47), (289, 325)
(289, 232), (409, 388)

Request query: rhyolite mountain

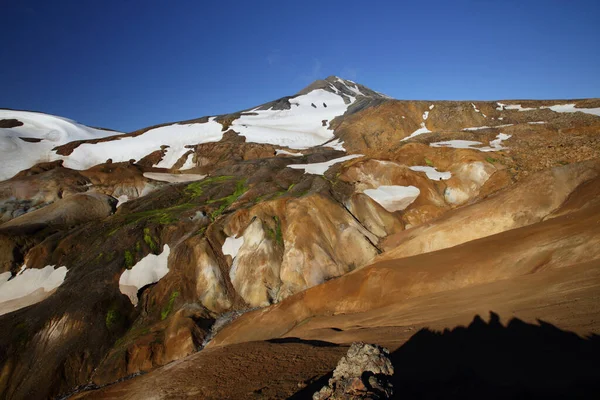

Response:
(1, 76), (600, 399)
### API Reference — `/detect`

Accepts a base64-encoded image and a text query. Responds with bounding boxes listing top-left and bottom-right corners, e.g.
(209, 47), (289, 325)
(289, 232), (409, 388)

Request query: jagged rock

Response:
(313, 342), (394, 400)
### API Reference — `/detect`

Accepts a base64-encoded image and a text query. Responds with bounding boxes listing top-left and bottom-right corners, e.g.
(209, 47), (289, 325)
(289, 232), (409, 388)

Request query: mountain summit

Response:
(297, 75), (392, 101)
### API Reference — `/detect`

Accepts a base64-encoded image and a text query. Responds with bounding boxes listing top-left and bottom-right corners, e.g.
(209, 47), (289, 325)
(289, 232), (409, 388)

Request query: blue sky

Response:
(1, 0), (599, 132)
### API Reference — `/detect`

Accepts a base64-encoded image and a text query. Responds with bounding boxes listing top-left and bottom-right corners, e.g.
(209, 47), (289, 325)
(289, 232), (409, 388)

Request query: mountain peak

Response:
(297, 76), (392, 101)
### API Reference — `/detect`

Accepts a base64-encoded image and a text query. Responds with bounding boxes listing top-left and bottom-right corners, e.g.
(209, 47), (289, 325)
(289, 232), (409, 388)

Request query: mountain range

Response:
(1, 76), (600, 399)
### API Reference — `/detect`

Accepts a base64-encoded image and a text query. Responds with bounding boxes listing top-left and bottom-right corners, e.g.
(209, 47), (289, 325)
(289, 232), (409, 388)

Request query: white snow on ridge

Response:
(542, 104), (600, 117)
(503, 104), (537, 112)
(222, 235), (244, 259)
(323, 138), (346, 151)
(409, 166), (451, 180)
(335, 77), (364, 96)
(463, 123), (514, 131)
(471, 103), (486, 117)
(402, 123), (432, 141)
(0, 110), (120, 181)
(0, 265), (68, 316)
(363, 185), (420, 212)
(430, 140), (483, 150)
(119, 245), (170, 306)
(66, 118), (224, 170)
(288, 154), (363, 175)
(276, 149), (303, 157)
(180, 153), (196, 170)
(115, 195), (129, 208)
(430, 133), (512, 152)
(488, 133), (511, 149)
(463, 126), (492, 131)
(231, 89), (352, 150)
(142, 172), (207, 183)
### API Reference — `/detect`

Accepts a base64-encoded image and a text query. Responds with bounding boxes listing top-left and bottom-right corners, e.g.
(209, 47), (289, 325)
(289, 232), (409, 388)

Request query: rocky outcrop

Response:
(0, 192), (116, 273)
(222, 193), (380, 307)
(0, 162), (90, 223)
(314, 342), (394, 400)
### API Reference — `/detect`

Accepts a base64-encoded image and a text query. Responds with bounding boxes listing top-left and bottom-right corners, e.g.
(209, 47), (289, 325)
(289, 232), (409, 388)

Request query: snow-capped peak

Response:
(297, 76), (393, 103)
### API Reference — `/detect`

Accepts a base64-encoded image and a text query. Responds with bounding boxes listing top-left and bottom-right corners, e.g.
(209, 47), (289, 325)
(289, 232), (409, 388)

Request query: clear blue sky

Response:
(1, 0), (599, 132)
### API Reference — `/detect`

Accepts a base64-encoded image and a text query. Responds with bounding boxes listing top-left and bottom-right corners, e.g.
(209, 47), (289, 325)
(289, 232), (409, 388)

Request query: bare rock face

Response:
(313, 342), (394, 400)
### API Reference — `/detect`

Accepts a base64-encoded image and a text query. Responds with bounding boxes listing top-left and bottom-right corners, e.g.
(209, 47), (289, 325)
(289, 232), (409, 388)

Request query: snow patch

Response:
(402, 123), (432, 141)
(119, 245), (170, 306)
(363, 185), (420, 212)
(429, 104), (435, 110)
(0, 110), (120, 181)
(463, 123), (514, 131)
(288, 154), (363, 175)
(0, 265), (68, 315)
(66, 118), (224, 170)
(528, 121), (546, 124)
(222, 235), (244, 259)
(230, 89), (351, 149)
(430, 140), (483, 150)
(463, 126), (491, 131)
(423, 111), (430, 120)
(180, 153), (196, 170)
(504, 104), (537, 112)
(430, 133), (511, 152)
(143, 172), (207, 183)
(542, 104), (600, 117)
(276, 149), (303, 157)
(409, 166), (451, 180)
(488, 133), (511, 149)
(115, 195), (129, 208)
(323, 138), (346, 151)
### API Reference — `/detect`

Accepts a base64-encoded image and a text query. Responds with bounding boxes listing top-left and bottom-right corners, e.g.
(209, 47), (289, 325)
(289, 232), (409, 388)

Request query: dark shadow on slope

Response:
(289, 312), (600, 399)
(389, 312), (600, 399)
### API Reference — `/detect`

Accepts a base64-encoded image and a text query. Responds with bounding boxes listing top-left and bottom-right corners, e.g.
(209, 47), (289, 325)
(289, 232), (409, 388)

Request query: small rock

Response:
(313, 342), (394, 399)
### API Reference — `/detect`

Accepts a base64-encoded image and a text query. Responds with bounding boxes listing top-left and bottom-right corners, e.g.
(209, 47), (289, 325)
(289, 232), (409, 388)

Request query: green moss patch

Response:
(105, 308), (120, 329)
(265, 216), (284, 246)
(208, 179), (248, 220)
(185, 175), (235, 198)
(124, 250), (135, 269)
(161, 291), (180, 320)
(143, 228), (159, 252)
(107, 203), (197, 236)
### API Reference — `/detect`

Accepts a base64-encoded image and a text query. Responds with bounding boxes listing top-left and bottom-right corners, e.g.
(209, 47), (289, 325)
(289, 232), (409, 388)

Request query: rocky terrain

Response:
(0, 76), (599, 399)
